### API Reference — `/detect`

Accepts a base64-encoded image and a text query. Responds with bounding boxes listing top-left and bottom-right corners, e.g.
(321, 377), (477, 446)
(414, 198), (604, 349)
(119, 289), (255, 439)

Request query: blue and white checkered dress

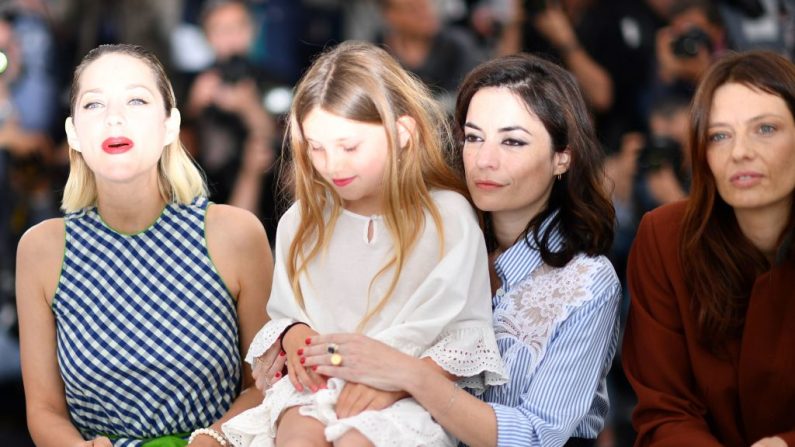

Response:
(52, 198), (241, 446)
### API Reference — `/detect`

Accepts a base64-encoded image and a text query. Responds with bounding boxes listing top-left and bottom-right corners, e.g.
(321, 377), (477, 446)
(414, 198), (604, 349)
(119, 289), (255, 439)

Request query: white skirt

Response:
(222, 378), (455, 447)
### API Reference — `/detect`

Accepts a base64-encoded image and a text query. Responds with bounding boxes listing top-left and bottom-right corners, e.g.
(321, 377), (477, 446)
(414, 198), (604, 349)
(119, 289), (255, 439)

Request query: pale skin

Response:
(16, 53), (273, 447)
(262, 87), (571, 447)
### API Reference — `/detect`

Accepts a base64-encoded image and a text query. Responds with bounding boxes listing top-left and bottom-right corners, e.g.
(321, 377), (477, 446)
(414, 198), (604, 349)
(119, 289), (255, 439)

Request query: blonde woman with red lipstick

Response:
(221, 41), (506, 447)
(623, 51), (795, 447)
(16, 44), (274, 447)
(296, 54), (621, 447)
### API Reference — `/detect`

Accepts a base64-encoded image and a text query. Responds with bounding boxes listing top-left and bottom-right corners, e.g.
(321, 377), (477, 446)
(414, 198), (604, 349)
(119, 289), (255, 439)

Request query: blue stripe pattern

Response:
(53, 198), (241, 446)
(480, 216), (621, 447)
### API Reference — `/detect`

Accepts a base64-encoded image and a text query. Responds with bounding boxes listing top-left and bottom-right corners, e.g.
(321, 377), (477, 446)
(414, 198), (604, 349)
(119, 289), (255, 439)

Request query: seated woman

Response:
(16, 44), (274, 447)
(293, 53), (622, 447)
(622, 50), (795, 447)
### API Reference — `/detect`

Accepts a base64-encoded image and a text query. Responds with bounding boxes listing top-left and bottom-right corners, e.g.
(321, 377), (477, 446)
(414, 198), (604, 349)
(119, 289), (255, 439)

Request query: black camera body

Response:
(670, 27), (713, 59)
(215, 54), (258, 85)
(637, 135), (683, 174)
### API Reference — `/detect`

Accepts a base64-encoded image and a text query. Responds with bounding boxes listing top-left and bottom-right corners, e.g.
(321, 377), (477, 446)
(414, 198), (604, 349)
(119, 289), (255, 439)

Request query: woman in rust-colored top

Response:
(623, 50), (795, 447)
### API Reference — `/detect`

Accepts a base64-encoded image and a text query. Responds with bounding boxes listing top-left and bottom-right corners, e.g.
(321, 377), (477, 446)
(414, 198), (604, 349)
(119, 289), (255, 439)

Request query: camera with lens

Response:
(215, 54), (259, 85)
(670, 27), (713, 59)
(637, 135), (683, 175)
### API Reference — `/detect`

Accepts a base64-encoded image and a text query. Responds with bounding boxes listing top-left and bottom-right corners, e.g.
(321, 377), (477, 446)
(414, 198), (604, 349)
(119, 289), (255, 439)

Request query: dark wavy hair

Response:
(682, 50), (795, 347)
(454, 53), (615, 266)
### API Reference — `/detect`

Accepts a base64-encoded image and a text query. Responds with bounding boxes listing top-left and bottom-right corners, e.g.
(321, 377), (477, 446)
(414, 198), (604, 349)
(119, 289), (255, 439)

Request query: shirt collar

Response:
(494, 211), (563, 293)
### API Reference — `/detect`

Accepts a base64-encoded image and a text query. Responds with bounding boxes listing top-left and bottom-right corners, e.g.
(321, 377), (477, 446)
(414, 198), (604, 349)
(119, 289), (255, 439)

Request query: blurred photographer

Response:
(0, 5), (57, 383)
(655, 0), (726, 90)
(185, 0), (279, 239)
(634, 94), (691, 219)
(509, 0), (614, 113)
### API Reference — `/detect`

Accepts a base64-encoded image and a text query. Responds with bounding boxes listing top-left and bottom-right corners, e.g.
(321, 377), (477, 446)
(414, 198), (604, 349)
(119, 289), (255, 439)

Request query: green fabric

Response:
(140, 434), (189, 447)
(104, 432), (189, 446)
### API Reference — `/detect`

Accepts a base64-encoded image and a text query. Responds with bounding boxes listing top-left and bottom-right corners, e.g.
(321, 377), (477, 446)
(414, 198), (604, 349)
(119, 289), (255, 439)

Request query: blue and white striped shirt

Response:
(480, 218), (621, 447)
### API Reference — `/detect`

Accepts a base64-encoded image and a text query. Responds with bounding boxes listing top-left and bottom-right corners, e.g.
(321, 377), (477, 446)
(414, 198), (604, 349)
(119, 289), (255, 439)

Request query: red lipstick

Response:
(332, 177), (355, 187)
(102, 137), (134, 154)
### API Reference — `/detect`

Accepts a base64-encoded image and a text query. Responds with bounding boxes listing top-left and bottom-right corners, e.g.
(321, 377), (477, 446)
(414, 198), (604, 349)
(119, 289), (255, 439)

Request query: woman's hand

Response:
(751, 437), (788, 447)
(281, 323), (327, 393)
(303, 333), (421, 392)
(252, 341), (287, 392)
(335, 382), (409, 419)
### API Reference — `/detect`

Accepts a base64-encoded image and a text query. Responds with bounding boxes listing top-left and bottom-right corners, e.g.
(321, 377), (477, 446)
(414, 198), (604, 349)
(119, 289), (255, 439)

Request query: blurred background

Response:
(1, 0), (793, 445)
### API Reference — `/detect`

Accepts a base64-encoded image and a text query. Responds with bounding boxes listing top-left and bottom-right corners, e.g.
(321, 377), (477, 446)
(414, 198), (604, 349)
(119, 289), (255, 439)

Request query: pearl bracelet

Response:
(188, 427), (229, 446)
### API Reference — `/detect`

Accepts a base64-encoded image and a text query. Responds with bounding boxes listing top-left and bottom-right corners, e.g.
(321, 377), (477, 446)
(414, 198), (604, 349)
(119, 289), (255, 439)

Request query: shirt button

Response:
(496, 287), (505, 297)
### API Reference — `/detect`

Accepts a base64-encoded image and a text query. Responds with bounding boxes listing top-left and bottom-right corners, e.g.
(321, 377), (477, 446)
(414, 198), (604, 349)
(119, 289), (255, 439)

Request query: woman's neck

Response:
(735, 202), (792, 262)
(95, 177), (167, 234)
(492, 210), (535, 251)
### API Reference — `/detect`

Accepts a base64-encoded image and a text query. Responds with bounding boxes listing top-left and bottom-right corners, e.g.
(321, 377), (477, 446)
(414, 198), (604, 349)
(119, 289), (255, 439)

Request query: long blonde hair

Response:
(62, 44), (206, 213)
(286, 41), (466, 330)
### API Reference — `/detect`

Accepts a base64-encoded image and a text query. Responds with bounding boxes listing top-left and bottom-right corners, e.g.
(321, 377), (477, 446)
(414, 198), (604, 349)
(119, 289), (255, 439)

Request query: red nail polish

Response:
(300, 357), (306, 364)
(305, 337), (312, 345)
(275, 371), (281, 378)
(311, 365), (318, 371)
(279, 351), (286, 357)
(311, 386), (318, 392)
(297, 348), (304, 356)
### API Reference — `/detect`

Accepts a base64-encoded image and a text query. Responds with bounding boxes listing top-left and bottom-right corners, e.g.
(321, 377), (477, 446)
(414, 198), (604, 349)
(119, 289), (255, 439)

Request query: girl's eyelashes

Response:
(129, 97), (149, 105)
(83, 101), (101, 110)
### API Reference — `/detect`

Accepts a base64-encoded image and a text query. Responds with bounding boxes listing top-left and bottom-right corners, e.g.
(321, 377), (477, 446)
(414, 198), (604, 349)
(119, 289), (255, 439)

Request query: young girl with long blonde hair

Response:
(222, 41), (505, 447)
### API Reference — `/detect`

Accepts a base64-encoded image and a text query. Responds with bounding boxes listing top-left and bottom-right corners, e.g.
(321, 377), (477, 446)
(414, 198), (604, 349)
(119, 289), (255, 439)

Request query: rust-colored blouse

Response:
(622, 201), (795, 446)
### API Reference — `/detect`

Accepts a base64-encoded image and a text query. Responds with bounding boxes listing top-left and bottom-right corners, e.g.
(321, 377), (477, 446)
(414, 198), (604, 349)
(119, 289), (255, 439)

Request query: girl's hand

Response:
(281, 323), (327, 392)
(252, 342), (287, 392)
(77, 436), (112, 447)
(303, 333), (419, 392)
(335, 382), (409, 419)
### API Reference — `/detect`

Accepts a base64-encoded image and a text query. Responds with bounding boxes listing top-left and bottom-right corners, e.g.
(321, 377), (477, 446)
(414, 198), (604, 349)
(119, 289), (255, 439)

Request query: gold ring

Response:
(327, 343), (339, 354)
(330, 353), (343, 366)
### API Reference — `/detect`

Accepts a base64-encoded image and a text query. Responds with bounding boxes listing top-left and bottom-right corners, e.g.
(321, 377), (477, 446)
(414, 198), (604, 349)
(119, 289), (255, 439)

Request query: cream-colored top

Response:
(248, 189), (506, 389)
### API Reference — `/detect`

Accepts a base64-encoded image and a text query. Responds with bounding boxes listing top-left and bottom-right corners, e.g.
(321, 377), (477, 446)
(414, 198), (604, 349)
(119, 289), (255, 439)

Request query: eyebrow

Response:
(709, 113), (787, 127)
(80, 84), (155, 97)
(464, 122), (532, 135)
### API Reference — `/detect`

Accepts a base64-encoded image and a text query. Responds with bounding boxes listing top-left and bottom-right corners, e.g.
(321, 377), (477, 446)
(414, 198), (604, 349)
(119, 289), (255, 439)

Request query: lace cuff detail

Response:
(422, 326), (507, 395)
(244, 318), (296, 366)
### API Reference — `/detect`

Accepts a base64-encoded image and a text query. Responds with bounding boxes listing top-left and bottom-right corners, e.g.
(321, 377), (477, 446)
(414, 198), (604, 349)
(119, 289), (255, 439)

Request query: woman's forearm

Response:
(28, 407), (87, 447)
(403, 361), (498, 447)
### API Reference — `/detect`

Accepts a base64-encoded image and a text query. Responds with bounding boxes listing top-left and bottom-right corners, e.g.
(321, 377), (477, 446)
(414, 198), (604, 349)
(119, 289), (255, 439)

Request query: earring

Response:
(556, 174), (562, 181)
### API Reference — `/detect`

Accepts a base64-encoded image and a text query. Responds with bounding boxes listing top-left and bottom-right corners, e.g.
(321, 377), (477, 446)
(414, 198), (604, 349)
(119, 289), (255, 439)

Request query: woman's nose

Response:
(104, 103), (124, 127)
(476, 141), (500, 169)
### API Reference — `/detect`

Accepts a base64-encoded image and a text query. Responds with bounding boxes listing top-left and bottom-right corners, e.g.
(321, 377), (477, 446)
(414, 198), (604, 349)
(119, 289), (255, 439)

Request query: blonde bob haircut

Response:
(286, 41), (467, 330)
(61, 44), (206, 213)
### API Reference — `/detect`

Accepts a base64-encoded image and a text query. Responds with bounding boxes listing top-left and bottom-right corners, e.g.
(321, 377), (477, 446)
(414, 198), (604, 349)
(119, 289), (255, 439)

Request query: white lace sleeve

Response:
(244, 318), (295, 366)
(422, 326), (507, 395)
